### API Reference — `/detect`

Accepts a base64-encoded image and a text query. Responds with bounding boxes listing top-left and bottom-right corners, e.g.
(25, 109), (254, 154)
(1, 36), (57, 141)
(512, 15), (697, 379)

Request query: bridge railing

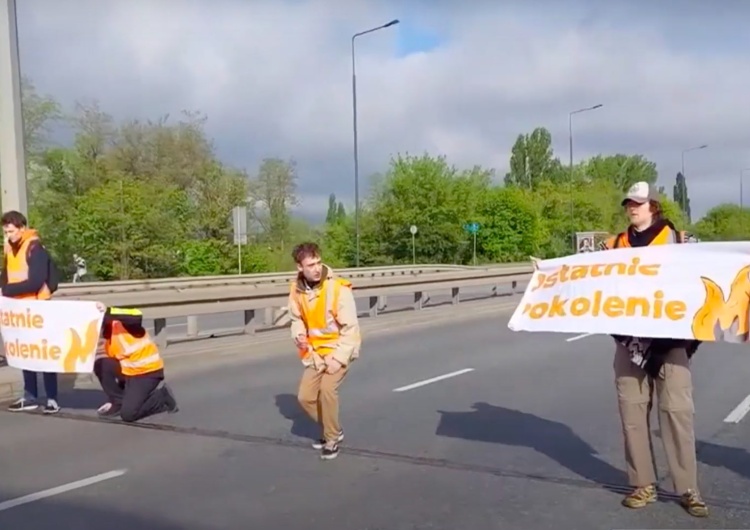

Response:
(112, 266), (535, 350)
(58, 263), (526, 296)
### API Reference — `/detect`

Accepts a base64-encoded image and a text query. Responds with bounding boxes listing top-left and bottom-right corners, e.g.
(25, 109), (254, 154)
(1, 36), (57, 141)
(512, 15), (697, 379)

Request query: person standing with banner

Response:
(602, 182), (707, 518)
(1, 210), (61, 415)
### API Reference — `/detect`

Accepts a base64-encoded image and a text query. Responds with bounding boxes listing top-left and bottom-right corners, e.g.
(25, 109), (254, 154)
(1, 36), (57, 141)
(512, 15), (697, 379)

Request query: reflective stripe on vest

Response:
(5, 236), (51, 300)
(106, 323), (164, 376)
(613, 226), (679, 248)
(291, 278), (347, 356)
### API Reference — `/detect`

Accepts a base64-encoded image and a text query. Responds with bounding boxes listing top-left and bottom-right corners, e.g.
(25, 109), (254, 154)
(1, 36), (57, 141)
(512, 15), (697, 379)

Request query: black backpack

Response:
(3, 241), (60, 294)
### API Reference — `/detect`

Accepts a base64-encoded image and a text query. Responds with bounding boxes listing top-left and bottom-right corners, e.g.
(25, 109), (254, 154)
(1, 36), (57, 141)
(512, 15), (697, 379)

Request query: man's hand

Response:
(325, 357), (342, 374)
(294, 334), (308, 350)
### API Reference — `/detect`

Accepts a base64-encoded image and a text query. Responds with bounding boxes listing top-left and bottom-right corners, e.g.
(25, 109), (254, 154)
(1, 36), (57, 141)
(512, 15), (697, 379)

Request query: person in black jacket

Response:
(602, 182), (707, 518)
(1, 210), (59, 414)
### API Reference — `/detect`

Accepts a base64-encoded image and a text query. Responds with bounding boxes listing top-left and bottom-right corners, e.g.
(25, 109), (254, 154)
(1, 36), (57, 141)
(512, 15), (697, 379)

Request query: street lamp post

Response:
(0, 0), (27, 215)
(681, 144), (708, 178)
(568, 104), (603, 251)
(352, 19), (399, 267)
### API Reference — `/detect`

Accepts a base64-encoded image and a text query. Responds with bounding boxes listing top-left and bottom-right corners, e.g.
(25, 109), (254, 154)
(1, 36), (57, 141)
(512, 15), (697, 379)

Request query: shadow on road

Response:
(275, 393), (320, 441)
(57, 388), (105, 411)
(697, 440), (750, 481)
(435, 402), (628, 492)
(0, 496), (199, 530)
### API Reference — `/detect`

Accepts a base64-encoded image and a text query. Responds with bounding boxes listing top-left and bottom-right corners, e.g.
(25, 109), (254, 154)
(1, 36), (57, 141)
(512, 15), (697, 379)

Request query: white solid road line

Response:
(0, 469), (128, 513)
(393, 368), (475, 393)
(566, 333), (594, 342)
(723, 394), (750, 424)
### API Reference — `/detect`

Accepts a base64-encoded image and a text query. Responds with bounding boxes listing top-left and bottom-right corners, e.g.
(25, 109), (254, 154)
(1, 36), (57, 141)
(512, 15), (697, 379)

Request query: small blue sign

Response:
(464, 222), (480, 234)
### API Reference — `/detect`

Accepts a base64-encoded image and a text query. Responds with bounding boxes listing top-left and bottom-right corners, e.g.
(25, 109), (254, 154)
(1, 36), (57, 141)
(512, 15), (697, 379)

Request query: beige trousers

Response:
(297, 365), (348, 443)
(614, 343), (699, 494)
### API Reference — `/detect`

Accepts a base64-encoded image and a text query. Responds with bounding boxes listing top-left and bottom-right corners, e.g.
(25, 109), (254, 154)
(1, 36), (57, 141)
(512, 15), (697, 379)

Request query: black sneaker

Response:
(162, 383), (179, 413)
(8, 398), (38, 412)
(312, 431), (344, 449)
(320, 443), (340, 460)
(43, 399), (60, 415)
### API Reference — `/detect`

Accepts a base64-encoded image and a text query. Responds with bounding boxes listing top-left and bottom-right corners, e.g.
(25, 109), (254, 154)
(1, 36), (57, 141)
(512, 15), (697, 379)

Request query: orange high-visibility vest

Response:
(605, 226), (685, 249)
(105, 321), (164, 376)
(5, 233), (51, 300)
(290, 277), (351, 358)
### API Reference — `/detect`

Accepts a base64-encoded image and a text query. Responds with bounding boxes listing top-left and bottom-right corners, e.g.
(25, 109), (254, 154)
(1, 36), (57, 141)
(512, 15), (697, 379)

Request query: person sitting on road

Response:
(601, 181), (707, 518)
(94, 303), (179, 422)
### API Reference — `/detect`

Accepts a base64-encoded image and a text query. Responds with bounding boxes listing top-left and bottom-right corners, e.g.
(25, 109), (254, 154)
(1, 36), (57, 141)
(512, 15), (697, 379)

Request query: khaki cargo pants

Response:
(297, 365), (349, 443)
(614, 343), (699, 494)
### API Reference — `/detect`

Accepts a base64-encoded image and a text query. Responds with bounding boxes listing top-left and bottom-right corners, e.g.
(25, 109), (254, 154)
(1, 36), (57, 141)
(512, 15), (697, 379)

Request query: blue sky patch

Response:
(395, 20), (445, 57)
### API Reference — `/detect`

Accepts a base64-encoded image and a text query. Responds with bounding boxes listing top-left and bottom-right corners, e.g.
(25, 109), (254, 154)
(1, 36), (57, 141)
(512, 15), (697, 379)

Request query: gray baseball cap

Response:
(621, 181), (660, 206)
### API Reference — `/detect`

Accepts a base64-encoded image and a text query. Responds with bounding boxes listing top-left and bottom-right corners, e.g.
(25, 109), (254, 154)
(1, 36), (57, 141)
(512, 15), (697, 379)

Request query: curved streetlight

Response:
(352, 19), (399, 267)
(568, 103), (603, 251)
(681, 144), (708, 178)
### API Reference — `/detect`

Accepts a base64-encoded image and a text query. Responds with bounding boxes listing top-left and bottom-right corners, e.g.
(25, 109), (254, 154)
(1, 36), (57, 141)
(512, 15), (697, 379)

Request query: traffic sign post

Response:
(409, 225), (417, 264)
(464, 222), (480, 266)
(232, 205), (248, 274)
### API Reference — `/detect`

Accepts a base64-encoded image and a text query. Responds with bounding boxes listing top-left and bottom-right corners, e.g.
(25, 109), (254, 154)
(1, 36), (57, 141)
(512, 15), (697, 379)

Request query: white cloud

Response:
(14, 0), (750, 221)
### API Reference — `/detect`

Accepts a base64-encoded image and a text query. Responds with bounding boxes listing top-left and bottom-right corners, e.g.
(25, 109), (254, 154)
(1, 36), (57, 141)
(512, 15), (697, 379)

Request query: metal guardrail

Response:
(55, 264), (518, 299)
(55, 262), (527, 297)
(132, 266), (535, 350)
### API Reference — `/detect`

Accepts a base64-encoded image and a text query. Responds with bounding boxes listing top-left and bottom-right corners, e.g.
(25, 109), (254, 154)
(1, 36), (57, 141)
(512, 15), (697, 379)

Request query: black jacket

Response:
(610, 218), (701, 376)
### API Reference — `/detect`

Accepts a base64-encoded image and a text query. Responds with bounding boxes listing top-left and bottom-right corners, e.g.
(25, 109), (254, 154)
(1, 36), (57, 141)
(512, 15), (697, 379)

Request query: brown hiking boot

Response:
(622, 485), (657, 508)
(680, 489), (708, 517)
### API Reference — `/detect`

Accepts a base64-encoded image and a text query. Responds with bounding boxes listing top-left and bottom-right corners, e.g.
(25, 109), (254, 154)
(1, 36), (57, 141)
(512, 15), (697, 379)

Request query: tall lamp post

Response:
(568, 103), (603, 251)
(352, 19), (399, 267)
(0, 0), (27, 214)
(681, 144), (707, 179)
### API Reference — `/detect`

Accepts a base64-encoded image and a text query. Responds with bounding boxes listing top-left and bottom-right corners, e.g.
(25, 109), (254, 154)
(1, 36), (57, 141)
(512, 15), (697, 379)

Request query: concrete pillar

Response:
(0, 0), (27, 214)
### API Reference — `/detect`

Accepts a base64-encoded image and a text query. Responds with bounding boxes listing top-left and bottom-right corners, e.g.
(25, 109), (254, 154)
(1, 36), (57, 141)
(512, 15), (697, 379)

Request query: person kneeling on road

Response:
(94, 303), (178, 422)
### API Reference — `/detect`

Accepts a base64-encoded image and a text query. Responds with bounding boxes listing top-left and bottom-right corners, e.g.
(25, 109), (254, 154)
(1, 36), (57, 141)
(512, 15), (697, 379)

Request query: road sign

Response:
(232, 206), (248, 245)
(410, 225), (417, 235)
(464, 222), (480, 234)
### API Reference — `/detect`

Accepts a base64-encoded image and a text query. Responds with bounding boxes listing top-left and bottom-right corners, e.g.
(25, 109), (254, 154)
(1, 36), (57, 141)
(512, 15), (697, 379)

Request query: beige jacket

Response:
(288, 264), (361, 368)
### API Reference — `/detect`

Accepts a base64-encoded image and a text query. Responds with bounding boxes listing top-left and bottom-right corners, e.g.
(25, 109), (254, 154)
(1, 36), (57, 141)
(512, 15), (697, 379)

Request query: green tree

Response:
(68, 178), (191, 280)
(249, 157), (299, 248)
(693, 204), (750, 241)
(325, 193), (346, 225)
(21, 77), (63, 158)
(477, 186), (545, 262)
(504, 127), (563, 189)
(582, 154), (658, 192)
(673, 172), (691, 223)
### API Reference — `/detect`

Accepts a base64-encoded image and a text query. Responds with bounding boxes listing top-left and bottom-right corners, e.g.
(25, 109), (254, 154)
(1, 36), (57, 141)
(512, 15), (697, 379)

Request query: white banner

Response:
(0, 297), (104, 373)
(507, 241), (750, 342)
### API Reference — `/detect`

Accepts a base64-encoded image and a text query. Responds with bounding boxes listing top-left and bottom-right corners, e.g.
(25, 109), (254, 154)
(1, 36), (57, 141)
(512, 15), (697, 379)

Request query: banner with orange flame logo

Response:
(0, 297), (104, 373)
(508, 241), (750, 342)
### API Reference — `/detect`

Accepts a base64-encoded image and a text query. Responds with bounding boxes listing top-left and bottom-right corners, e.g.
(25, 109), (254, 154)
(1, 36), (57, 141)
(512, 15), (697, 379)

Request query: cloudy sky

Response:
(14, 0), (750, 222)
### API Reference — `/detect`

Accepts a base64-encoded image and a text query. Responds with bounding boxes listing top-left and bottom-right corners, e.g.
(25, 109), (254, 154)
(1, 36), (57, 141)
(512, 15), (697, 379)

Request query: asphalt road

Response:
(2, 309), (750, 529)
(144, 283), (521, 339)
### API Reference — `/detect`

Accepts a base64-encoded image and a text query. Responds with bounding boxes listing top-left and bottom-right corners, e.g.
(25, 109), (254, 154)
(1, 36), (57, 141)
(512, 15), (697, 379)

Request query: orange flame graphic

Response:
(691, 265), (750, 342)
(62, 318), (101, 372)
